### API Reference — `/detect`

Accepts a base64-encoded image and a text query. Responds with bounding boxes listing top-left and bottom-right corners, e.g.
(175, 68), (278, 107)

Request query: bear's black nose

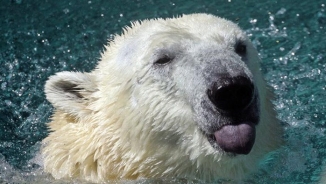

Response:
(207, 76), (255, 113)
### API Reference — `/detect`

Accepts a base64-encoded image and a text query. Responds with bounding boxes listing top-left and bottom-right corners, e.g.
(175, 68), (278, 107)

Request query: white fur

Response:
(43, 14), (283, 183)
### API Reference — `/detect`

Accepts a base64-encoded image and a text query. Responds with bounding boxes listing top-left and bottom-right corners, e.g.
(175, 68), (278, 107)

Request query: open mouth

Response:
(203, 95), (259, 155)
(209, 122), (256, 155)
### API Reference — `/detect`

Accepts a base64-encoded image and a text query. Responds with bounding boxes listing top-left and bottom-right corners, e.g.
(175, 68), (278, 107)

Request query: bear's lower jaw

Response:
(207, 122), (256, 155)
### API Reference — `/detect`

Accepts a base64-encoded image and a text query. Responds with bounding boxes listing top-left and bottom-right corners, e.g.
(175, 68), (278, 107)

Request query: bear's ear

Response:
(45, 71), (97, 116)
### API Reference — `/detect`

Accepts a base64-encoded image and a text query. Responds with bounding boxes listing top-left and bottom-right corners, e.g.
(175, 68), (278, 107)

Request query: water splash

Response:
(0, 0), (325, 183)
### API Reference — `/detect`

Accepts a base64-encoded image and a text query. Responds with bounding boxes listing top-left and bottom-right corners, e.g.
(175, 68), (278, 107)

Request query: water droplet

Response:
(250, 19), (257, 24)
(14, 0), (22, 4)
(63, 8), (70, 14)
(276, 8), (287, 15)
(1, 82), (7, 90)
(5, 100), (12, 106)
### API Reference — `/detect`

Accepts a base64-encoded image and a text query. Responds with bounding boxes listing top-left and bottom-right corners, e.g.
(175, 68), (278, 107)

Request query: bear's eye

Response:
(235, 42), (247, 56)
(154, 55), (173, 65)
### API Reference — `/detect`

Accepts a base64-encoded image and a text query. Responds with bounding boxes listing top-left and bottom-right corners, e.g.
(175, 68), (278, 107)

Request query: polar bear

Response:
(43, 13), (283, 183)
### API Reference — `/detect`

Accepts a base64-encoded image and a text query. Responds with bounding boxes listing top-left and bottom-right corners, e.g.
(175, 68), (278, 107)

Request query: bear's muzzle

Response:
(206, 76), (258, 154)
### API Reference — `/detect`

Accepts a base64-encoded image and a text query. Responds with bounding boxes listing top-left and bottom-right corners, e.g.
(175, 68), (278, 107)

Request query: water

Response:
(0, 0), (325, 183)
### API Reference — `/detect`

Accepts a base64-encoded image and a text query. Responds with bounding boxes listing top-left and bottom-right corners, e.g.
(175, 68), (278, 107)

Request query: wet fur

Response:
(43, 14), (283, 183)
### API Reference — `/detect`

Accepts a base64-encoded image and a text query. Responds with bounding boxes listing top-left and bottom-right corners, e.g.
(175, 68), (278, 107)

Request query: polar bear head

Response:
(44, 13), (283, 182)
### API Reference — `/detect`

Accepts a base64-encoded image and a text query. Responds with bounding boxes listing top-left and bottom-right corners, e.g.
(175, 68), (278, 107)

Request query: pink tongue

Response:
(214, 123), (255, 154)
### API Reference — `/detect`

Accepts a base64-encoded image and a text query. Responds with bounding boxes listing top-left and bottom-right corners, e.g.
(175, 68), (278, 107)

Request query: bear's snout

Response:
(207, 76), (255, 113)
(205, 76), (258, 154)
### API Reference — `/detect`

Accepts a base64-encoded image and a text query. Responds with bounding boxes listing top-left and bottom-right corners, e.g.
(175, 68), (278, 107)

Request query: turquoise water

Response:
(0, 0), (325, 183)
